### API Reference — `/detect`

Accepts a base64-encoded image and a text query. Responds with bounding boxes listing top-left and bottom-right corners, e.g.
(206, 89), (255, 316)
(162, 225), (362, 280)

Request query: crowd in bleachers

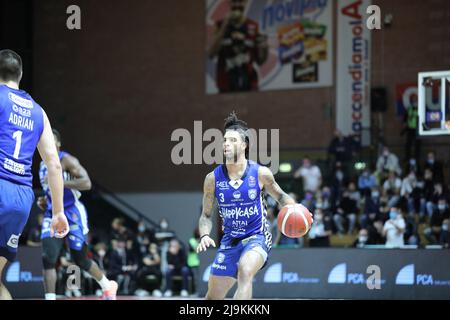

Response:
(267, 134), (449, 249)
(26, 215), (201, 298)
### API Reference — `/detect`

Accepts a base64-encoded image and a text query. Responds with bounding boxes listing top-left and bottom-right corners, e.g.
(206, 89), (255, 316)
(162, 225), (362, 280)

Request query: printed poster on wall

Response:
(206, 0), (334, 94)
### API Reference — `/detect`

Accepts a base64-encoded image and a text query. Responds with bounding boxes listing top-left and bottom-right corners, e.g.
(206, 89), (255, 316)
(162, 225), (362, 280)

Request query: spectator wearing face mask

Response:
(382, 207), (406, 248)
(425, 182), (449, 218)
(358, 168), (377, 194)
(440, 219), (450, 249)
(93, 242), (108, 271)
(330, 161), (348, 207)
(308, 209), (332, 247)
(360, 187), (381, 228)
(424, 151), (444, 184)
(382, 171), (402, 208)
(424, 198), (450, 244)
(376, 146), (402, 180)
(333, 190), (358, 235)
(320, 186), (334, 215)
(352, 228), (374, 248)
(406, 158), (420, 175)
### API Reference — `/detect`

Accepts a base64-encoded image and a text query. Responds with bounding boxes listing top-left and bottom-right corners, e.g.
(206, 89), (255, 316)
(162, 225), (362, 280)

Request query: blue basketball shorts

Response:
(0, 179), (34, 261)
(210, 233), (271, 279)
(41, 200), (89, 251)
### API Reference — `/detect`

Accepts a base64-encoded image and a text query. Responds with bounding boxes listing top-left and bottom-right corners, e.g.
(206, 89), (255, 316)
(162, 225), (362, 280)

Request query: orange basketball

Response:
(277, 204), (313, 238)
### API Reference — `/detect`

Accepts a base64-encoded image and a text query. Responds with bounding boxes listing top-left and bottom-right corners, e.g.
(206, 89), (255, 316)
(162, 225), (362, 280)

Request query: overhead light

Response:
(279, 163), (292, 173)
(354, 162), (366, 170)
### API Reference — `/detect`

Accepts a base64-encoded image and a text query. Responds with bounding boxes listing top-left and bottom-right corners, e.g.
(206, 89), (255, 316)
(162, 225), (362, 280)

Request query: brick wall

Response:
(30, 0), (450, 191)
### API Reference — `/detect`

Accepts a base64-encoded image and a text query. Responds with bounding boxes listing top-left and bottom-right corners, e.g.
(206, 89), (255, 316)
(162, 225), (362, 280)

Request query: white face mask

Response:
(138, 225), (146, 233)
(443, 224), (449, 231)
(160, 222), (168, 229)
(359, 236), (368, 243)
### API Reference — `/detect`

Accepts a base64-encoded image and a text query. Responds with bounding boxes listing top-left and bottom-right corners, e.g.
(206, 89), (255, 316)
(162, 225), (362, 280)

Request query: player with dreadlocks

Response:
(196, 112), (300, 299)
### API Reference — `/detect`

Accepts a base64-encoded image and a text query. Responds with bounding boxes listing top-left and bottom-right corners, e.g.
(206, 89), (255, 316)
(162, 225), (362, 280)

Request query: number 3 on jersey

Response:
(219, 193), (225, 202)
(12, 130), (23, 159)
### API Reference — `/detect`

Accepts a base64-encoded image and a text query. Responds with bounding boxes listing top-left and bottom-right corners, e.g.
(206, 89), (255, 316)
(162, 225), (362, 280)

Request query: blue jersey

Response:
(0, 84), (44, 187)
(214, 160), (270, 239)
(39, 151), (81, 210)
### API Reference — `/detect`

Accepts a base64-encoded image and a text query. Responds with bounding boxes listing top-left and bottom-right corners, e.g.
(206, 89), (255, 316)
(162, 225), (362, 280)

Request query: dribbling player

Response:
(197, 112), (304, 299)
(37, 130), (118, 300)
(0, 49), (69, 300)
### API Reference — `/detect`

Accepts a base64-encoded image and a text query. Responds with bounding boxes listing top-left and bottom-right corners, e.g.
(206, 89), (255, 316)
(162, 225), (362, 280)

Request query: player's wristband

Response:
(200, 234), (210, 241)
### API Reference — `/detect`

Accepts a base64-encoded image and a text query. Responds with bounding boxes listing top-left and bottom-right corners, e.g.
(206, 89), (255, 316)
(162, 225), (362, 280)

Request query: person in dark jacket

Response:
(163, 238), (190, 297)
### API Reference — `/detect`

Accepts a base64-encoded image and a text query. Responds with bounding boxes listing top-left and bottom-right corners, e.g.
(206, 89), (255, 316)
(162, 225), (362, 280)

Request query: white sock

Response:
(45, 293), (56, 300)
(97, 275), (110, 290)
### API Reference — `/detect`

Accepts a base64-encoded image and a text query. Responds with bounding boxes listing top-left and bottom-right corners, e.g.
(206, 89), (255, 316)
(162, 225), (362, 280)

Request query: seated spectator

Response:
(308, 209), (332, 247)
(320, 186), (334, 215)
(358, 168), (377, 194)
(425, 182), (449, 218)
(300, 191), (315, 212)
(424, 198), (450, 244)
(155, 218), (176, 244)
(110, 218), (129, 245)
(136, 232), (151, 259)
(92, 242), (108, 276)
(424, 151), (445, 183)
(27, 213), (44, 247)
(364, 212), (385, 244)
(376, 146), (402, 179)
(360, 187), (381, 228)
(382, 206), (406, 248)
(440, 219), (450, 249)
(348, 182), (362, 214)
(401, 172), (417, 198)
(136, 243), (162, 297)
(382, 171), (402, 208)
(333, 190), (358, 235)
(406, 158), (420, 176)
(378, 195), (390, 221)
(404, 217), (421, 247)
(163, 239), (190, 297)
(293, 157), (322, 194)
(107, 237), (138, 295)
(411, 173), (427, 217)
(352, 228), (375, 248)
(330, 161), (348, 207)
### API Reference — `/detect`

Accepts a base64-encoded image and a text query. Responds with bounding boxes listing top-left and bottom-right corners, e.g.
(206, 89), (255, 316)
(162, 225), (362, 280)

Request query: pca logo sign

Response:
(395, 264), (450, 286)
(5, 262), (43, 283)
(263, 263), (319, 284)
(328, 263), (384, 289)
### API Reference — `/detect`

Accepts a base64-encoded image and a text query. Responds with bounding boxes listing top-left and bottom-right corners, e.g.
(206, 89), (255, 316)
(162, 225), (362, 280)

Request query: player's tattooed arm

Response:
(259, 166), (296, 207)
(199, 172), (215, 236)
(61, 154), (92, 191)
(197, 172), (217, 253)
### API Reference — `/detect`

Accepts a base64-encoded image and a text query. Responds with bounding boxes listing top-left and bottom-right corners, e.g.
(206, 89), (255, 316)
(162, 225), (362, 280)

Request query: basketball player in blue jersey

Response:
(197, 112), (309, 299)
(0, 49), (69, 300)
(37, 130), (118, 300)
